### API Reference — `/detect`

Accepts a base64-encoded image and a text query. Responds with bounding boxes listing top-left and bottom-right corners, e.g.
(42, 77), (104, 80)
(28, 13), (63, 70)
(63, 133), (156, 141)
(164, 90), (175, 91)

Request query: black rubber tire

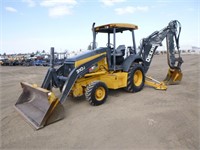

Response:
(125, 63), (145, 93)
(85, 81), (108, 106)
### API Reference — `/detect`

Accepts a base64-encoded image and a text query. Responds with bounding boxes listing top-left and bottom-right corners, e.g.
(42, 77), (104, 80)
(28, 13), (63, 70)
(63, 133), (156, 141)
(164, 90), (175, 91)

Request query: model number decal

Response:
(76, 66), (85, 74)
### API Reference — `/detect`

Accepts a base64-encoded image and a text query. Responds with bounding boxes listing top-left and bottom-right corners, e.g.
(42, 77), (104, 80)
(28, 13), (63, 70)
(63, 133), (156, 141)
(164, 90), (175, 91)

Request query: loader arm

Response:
(39, 50), (106, 104)
(59, 54), (106, 104)
(14, 54), (106, 129)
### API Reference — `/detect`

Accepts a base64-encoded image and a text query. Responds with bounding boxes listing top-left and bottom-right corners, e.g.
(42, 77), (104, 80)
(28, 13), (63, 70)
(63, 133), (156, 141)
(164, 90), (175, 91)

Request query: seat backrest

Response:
(115, 45), (125, 56)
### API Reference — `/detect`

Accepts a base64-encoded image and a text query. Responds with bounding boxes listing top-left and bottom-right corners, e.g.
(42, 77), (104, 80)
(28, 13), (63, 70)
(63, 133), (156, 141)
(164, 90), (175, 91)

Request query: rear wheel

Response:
(125, 63), (145, 92)
(85, 81), (108, 106)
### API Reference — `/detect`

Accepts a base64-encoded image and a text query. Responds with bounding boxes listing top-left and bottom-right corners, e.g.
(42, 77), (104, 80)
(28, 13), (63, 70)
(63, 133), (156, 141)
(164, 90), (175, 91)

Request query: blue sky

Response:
(1, 0), (199, 54)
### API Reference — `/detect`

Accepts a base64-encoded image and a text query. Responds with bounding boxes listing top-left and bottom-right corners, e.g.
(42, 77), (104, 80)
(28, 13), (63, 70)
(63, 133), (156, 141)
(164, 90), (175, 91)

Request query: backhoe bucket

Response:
(14, 82), (64, 130)
(164, 68), (183, 85)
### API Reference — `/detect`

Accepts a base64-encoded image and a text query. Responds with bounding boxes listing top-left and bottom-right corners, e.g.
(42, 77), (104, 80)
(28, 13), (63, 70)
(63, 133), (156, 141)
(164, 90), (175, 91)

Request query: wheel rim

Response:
(95, 87), (105, 101)
(133, 70), (143, 86)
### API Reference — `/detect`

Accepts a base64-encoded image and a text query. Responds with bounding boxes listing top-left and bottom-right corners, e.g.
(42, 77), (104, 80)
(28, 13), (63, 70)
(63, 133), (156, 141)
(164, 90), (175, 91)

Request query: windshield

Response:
(95, 31), (134, 48)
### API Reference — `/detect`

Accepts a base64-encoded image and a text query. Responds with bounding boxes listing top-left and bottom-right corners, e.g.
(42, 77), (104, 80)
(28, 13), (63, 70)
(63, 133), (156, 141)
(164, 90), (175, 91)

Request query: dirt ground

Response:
(0, 54), (199, 150)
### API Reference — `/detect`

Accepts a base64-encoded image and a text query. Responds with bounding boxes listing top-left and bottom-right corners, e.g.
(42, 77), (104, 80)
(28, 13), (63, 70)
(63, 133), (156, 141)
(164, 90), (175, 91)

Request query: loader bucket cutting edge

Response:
(14, 82), (65, 129)
(164, 68), (183, 85)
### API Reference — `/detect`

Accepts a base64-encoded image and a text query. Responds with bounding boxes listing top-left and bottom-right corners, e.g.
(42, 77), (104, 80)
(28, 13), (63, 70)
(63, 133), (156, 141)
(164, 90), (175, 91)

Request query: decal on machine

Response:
(76, 66), (86, 74)
(146, 45), (156, 62)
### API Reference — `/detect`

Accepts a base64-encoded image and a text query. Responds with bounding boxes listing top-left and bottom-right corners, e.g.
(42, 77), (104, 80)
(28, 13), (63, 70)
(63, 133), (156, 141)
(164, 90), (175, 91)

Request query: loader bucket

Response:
(14, 82), (64, 130)
(164, 68), (183, 85)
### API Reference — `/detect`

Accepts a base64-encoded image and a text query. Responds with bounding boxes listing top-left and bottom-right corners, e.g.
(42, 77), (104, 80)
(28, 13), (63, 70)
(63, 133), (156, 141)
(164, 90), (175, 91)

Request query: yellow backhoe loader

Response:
(15, 20), (183, 129)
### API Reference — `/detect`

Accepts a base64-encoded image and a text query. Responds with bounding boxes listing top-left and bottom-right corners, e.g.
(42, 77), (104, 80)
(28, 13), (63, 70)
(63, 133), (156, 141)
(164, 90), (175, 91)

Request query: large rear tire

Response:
(125, 63), (145, 92)
(85, 81), (108, 106)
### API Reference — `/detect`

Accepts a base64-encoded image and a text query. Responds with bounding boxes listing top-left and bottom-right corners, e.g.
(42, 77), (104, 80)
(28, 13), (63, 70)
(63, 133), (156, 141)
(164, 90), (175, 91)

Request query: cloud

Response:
(40, 0), (77, 7)
(115, 6), (149, 15)
(40, 0), (77, 17)
(22, 0), (36, 7)
(5, 7), (18, 13)
(100, 0), (126, 6)
(49, 6), (72, 17)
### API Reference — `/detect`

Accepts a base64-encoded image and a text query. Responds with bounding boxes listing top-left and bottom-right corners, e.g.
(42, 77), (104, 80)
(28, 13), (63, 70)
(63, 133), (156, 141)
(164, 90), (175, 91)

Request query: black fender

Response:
(122, 54), (143, 72)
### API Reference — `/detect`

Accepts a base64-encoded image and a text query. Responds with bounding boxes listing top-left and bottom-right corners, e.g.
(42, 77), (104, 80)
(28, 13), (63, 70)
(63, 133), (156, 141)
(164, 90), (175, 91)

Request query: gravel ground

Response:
(0, 54), (199, 150)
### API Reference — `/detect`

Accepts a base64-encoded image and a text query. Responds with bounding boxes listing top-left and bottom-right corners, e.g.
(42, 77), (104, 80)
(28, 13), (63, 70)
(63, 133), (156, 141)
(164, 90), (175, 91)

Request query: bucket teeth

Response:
(164, 68), (182, 85)
(14, 82), (64, 129)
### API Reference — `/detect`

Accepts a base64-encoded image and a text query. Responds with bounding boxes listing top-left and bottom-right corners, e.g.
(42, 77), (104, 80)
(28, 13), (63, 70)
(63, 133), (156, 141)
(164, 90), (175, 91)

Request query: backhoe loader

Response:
(15, 20), (183, 129)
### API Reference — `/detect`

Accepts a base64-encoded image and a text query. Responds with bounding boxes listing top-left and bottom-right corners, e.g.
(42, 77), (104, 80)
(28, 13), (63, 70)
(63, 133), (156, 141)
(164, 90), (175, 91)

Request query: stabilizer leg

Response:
(145, 76), (167, 90)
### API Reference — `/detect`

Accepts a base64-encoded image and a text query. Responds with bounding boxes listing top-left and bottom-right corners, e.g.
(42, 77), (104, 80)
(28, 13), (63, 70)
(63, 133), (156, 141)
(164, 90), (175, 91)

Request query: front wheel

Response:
(85, 81), (108, 106)
(125, 63), (145, 92)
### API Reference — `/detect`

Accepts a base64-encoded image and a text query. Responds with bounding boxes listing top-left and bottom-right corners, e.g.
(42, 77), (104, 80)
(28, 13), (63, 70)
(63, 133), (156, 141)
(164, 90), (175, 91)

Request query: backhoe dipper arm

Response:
(139, 20), (183, 74)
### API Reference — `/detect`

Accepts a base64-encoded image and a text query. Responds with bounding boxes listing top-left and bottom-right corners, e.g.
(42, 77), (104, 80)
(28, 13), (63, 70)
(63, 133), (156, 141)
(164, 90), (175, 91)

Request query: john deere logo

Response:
(146, 46), (155, 62)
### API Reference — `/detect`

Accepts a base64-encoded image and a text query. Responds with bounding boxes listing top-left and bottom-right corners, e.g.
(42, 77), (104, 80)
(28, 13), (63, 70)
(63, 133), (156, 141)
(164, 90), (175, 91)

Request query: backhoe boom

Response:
(139, 20), (183, 74)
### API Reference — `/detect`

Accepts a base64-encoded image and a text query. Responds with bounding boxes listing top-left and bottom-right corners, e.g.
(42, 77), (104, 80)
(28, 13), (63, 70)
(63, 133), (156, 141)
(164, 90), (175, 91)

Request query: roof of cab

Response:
(94, 23), (138, 33)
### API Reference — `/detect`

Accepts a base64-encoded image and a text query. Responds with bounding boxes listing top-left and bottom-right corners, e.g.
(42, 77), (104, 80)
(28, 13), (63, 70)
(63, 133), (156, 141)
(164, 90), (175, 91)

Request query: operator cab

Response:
(92, 23), (138, 71)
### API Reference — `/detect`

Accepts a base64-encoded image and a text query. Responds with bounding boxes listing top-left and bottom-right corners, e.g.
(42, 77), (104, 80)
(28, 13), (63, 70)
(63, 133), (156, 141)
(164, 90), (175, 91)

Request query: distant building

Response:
(191, 46), (200, 54)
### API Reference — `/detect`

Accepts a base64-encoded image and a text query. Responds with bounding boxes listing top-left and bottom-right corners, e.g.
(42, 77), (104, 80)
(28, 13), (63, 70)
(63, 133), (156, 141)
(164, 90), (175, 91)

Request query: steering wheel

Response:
(106, 43), (114, 49)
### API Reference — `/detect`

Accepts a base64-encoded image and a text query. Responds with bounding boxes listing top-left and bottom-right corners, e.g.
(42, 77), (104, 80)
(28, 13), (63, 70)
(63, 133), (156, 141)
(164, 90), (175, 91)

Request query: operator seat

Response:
(115, 45), (125, 56)
(111, 45), (126, 65)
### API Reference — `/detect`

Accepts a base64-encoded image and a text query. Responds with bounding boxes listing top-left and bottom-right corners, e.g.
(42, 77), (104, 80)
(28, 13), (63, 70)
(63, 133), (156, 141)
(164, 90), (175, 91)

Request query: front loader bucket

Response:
(14, 82), (64, 130)
(164, 68), (183, 85)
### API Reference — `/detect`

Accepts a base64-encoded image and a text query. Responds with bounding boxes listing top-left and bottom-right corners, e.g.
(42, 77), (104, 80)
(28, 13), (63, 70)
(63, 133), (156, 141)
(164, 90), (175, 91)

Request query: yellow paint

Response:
(74, 52), (107, 67)
(70, 71), (128, 97)
(84, 71), (107, 77)
(134, 70), (143, 86)
(95, 23), (138, 31)
(145, 76), (167, 90)
(72, 84), (83, 97)
(164, 68), (182, 84)
(47, 92), (59, 104)
(100, 72), (128, 89)
(95, 86), (106, 101)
